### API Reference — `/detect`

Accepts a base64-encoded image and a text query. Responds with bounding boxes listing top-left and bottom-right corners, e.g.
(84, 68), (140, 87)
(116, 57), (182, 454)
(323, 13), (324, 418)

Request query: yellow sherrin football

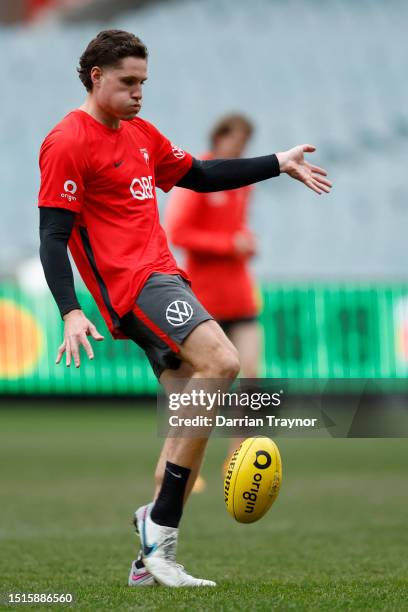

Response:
(224, 436), (282, 523)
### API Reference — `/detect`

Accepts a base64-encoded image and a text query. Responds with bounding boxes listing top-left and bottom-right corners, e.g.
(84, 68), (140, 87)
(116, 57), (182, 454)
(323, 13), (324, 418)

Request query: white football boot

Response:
(128, 553), (156, 587)
(134, 504), (216, 587)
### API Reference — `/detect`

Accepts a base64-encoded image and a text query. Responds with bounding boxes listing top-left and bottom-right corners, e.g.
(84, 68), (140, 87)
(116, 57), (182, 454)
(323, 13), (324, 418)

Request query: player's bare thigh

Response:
(168, 319), (240, 380)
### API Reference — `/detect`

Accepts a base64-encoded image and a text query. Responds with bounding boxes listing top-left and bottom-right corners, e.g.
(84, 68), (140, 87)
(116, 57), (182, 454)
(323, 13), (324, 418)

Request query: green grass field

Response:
(1, 404), (407, 611)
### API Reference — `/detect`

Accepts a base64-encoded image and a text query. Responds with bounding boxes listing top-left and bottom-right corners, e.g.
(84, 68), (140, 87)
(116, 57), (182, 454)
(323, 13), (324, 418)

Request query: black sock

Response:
(150, 461), (191, 528)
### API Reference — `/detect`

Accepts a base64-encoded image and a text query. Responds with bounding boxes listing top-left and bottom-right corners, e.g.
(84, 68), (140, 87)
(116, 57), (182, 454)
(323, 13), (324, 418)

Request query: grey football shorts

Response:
(118, 273), (213, 379)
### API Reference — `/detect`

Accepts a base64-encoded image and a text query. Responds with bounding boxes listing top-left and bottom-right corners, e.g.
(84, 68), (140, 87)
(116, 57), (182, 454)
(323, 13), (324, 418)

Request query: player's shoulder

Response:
(126, 116), (164, 142)
(41, 110), (88, 151)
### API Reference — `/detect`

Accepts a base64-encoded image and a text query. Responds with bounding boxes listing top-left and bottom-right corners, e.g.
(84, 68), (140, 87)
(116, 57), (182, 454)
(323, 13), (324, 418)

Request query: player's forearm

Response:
(39, 208), (81, 318)
(176, 155), (280, 193)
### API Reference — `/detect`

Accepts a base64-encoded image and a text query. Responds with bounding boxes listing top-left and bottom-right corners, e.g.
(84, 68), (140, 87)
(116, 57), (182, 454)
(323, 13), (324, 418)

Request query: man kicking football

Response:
(38, 30), (332, 587)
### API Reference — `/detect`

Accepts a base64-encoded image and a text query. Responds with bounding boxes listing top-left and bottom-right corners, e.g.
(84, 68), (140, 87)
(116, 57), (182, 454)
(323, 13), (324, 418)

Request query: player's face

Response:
(214, 128), (251, 158)
(92, 57), (148, 120)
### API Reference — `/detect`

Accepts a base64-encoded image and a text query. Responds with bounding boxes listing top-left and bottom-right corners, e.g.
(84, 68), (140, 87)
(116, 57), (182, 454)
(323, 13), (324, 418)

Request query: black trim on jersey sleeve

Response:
(176, 154), (280, 192)
(39, 207), (81, 318)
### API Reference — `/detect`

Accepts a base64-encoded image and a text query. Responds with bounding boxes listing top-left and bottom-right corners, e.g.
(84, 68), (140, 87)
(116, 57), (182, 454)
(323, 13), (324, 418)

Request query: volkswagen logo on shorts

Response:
(166, 300), (193, 326)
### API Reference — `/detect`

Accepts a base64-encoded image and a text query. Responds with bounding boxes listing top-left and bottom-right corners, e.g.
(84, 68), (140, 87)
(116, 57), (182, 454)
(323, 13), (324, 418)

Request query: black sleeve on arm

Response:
(39, 207), (81, 318)
(176, 154), (280, 193)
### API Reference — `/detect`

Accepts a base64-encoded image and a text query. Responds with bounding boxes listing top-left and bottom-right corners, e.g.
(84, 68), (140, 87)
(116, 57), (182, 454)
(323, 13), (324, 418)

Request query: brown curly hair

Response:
(77, 30), (148, 92)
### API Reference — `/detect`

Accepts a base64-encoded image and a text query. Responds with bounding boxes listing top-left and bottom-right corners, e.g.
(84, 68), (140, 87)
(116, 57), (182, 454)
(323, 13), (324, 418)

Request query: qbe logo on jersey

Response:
(166, 300), (193, 326)
(130, 176), (154, 201)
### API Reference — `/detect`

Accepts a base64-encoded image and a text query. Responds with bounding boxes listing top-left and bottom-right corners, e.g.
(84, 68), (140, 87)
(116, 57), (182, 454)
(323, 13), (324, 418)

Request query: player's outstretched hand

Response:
(276, 145), (332, 195)
(56, 309), (104, 368)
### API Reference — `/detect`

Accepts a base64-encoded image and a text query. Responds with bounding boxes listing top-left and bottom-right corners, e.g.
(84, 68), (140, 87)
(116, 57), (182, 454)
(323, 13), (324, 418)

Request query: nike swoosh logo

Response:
(142, 510), (157, 557)
(132, 571), (150, 581)
(113, 160), (123, 168)
(143, 543), (156, 556)
(166, 468), (182, 479)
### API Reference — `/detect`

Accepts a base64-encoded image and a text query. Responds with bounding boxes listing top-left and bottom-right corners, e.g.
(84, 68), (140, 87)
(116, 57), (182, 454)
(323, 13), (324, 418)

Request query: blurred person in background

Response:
(38, 29), (332, 590)
(166, 115), (261, 491)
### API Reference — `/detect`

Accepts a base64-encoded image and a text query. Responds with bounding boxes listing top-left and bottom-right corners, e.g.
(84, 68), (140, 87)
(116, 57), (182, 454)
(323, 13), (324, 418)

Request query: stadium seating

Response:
(0, 0), (407, 279)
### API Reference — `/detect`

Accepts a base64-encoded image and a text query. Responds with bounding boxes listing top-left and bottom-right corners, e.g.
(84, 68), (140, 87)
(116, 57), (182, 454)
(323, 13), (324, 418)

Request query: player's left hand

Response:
(276, 145), (332, 195)
(57, 309), (104, 368)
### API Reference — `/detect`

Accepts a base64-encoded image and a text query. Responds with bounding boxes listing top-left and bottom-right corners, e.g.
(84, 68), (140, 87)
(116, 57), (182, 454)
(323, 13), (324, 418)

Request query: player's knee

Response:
(206, 345), (240, 379)
(221, 348), (241, 380)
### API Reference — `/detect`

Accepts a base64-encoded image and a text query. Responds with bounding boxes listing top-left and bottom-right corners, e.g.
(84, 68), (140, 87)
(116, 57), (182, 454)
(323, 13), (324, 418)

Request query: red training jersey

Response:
(38, 109), (193, 337)
(165, 153), (259, 321)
